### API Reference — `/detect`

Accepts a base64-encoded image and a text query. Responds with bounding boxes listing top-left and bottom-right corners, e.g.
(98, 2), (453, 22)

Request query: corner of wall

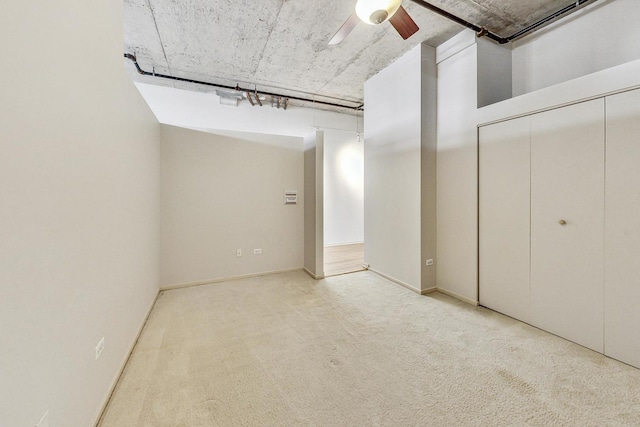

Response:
(304, 132), (324, 277)
(435, 32), (480, 304)
(315, 131), (324, 276)
(477, 38), (513, 107)
(436, 29), (476, 64)
(421, 44), (438, 293)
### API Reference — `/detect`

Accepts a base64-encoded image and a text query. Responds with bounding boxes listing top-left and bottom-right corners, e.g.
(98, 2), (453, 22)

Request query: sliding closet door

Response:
(530, 99), (605, 352)
(479, 116), (531, 322)
(605, 89), (640, 368)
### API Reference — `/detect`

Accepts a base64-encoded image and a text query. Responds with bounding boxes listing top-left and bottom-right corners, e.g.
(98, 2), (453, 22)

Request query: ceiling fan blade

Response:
(389, 5), (419, 40)
(328, 13), (359, 45)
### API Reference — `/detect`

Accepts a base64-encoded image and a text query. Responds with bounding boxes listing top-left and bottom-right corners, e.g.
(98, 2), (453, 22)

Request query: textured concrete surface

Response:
(99, 270), (640, 426)
(123, 0), (575, 105)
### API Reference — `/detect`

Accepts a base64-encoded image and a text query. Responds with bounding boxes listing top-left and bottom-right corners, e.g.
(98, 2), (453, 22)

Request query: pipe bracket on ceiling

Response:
(123, 53), (364, 112)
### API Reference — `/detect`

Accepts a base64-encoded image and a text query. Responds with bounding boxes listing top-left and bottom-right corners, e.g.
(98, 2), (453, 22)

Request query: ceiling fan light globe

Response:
(355, 0), (402, 25)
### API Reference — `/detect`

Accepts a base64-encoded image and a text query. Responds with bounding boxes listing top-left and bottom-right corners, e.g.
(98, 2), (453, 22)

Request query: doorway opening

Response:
(322, 127), (365, 277)
(324, 243), (365, 276)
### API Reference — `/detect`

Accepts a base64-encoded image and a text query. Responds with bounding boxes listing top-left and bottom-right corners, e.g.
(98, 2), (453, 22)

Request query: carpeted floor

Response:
(99, 270), (640, 426)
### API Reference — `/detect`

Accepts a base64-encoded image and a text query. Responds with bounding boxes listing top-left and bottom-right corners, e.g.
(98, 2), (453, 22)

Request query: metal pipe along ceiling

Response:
(123, 54), (364, 112)
(408, 0), (598, 44)
(125, 0), (597, 110)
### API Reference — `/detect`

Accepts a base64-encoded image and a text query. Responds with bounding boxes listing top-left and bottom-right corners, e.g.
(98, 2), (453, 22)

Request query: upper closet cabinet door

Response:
(530, 99), (605, 353)
(479, 116), (531, 322)
(605, 89), (640, 369)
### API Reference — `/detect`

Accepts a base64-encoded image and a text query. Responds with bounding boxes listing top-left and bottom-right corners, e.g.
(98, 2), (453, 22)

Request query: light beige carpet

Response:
(99, 271), (640, 426)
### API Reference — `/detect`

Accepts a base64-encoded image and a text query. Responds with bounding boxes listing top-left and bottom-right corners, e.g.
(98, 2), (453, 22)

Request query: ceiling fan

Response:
(329, 0), (419, 45)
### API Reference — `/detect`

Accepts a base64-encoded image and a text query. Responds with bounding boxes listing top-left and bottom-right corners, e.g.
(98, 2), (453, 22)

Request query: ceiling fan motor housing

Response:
(355, 0), (402, 25)
(370, 10), (389, 24)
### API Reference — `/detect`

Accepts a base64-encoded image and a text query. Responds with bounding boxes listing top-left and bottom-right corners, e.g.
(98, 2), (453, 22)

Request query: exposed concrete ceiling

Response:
(124, 0), (573, 109)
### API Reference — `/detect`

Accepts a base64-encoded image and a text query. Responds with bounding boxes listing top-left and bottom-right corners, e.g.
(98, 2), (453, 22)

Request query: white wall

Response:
(364, 44), (436, 293)
(304, 132), (324, 277)
(136, 82), (361, 138)
(323, 130), (364, 246)
(477, 37), (512, 107)
(512, 0), (640, 96)
(436, 30), (511, 304)
(436, 32), (480, 303)
(0, 1), (160, 426)
(420, 44), (438, 293)
(365, 46), (422, 289)
(160, 126), (304, 287)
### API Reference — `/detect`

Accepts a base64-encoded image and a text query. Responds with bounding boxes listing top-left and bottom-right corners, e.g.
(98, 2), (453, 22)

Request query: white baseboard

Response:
(369, 268), (424, 295)
(94, 290), (159, 427)
(436, 287), (479, 306)
(303, 267), (325, 280)
(160, 268), (304, 291)
(368, 268), (477, 304)
(421, 287), (438, 296)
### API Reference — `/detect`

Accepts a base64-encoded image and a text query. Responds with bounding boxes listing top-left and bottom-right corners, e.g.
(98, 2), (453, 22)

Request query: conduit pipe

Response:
(126, 1), (596, 109)
(124, 53), (364, 111)
(408, 0), (598, 44)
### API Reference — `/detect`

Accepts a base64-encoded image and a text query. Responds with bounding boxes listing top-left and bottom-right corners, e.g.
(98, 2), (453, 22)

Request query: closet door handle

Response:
(559, 219), (567, 226)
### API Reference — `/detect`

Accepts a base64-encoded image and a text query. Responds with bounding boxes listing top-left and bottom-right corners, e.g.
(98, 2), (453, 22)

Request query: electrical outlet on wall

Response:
(95, 337), (105, 360)
(253, 248), (262, 254)
(236, 249), (242, 257)
(426, 259), (434, 266)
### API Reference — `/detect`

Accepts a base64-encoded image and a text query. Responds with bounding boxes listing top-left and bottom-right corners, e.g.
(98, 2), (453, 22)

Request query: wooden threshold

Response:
(323, 243), (365, 277)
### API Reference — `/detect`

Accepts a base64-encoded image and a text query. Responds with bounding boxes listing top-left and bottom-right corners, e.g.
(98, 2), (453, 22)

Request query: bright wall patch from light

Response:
(338, 143), (364, 190)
